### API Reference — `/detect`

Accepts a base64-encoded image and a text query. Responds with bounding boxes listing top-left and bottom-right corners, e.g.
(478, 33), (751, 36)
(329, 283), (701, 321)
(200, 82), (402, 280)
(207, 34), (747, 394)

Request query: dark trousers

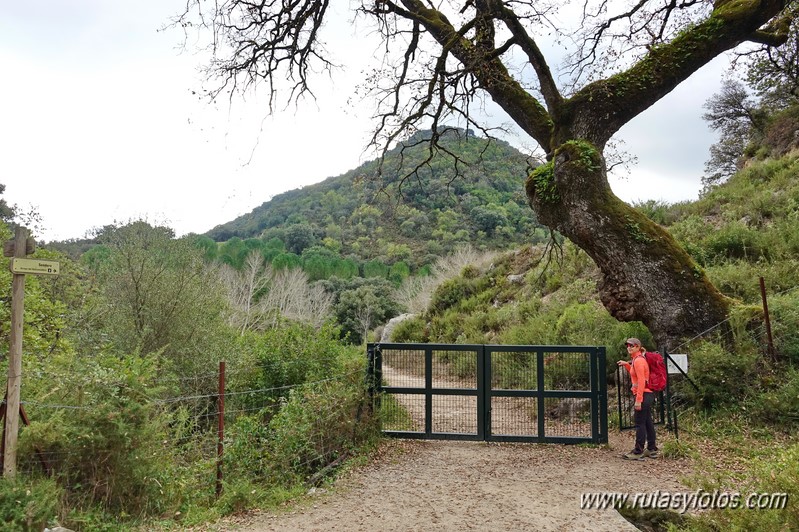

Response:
(634, 391), (657, 453)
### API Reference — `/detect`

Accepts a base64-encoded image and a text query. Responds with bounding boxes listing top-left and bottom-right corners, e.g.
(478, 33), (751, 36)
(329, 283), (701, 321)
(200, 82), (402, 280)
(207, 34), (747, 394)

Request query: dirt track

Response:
(218, 431), (692, 531)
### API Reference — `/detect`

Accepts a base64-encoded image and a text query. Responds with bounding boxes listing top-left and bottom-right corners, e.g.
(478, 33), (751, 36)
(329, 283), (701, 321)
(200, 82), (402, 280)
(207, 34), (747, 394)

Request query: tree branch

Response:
(567, 0), (792, 145)
(492, 1), (564, 116)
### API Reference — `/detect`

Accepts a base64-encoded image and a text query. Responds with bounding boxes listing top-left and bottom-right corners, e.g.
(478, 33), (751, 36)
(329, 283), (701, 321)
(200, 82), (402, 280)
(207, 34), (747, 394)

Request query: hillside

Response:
(390, 151), (799, 360)
(204, 130), (548, 269)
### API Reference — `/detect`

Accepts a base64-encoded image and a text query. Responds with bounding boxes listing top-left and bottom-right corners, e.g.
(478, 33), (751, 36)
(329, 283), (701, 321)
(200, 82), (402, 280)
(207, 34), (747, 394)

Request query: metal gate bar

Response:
(368, 343), (607, 444)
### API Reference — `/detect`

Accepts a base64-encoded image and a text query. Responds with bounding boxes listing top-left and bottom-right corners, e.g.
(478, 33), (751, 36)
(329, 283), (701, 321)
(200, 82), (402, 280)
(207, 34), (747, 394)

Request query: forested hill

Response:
(204, 130), (549, 268)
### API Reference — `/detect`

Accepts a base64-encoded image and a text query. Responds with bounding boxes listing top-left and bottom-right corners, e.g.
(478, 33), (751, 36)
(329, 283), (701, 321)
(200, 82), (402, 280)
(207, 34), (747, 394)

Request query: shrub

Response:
(769, 293), (799, 364)
(681, 341), (759, 408)
(704, 222), (769, 261)
(231, 323), (350, 411)
(429, 277), (476, 314)
(225, 415), (272, 481)
(18, 353), (173, 520)
(747, 367), (799, 428)
(266, 371), (377, 484)
(0, 477), (61, 531)
(553, 302), (617, 346)
(390, 315), (428, 342)
(682, 443), (799, 531)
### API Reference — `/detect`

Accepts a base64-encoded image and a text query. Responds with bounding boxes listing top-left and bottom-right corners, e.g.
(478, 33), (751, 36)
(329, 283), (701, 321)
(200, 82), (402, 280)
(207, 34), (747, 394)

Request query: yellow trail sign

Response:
(9, 258), (60, 276)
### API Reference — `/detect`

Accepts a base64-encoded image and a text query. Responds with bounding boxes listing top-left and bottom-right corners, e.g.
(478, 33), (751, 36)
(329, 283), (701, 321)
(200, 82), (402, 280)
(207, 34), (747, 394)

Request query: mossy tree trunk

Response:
(526, 141), (729, 349)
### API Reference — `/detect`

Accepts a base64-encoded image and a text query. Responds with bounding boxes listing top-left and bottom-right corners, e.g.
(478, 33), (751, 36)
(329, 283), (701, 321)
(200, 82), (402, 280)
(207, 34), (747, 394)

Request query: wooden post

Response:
(216, 360), (225, 498)
(4, 226), (29, 478)
(759, 277), (776, 362)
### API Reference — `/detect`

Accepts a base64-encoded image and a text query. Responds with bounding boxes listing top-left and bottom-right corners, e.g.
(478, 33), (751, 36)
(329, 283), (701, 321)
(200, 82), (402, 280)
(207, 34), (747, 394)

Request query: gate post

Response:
(366, 344), (381, 413)
(424, 346), (433, 436)
(597, 347), (608, 444)
(477, 346), (487, 441)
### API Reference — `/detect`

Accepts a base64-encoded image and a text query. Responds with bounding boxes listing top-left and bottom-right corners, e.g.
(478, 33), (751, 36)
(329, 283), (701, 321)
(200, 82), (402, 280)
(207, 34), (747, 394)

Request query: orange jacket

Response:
(620, 354), (651, 403)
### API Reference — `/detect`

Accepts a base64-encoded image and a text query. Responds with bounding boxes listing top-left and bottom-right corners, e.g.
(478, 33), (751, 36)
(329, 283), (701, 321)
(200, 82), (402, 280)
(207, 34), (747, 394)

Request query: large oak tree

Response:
(176, 0), (795, 349)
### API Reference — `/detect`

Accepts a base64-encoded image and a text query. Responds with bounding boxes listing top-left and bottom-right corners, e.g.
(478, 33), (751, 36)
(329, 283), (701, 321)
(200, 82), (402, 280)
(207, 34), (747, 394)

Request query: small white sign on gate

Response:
(667, 354), (688, 374)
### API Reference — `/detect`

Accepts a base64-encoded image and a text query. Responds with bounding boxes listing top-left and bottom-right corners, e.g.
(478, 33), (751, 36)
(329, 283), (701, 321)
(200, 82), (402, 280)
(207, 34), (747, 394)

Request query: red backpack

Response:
(644, 351), (668, 392)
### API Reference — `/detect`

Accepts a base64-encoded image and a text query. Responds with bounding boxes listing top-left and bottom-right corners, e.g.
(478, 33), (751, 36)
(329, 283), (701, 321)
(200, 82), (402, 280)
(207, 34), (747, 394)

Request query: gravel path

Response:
(215, 429), (692, 532)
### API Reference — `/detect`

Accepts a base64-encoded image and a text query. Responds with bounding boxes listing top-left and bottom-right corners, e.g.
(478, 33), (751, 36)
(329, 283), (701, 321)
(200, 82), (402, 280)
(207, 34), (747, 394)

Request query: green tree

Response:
(0, 184), (16, 222)
(389, 261), (411, 285)
(263, 236), (286, 251)
(702, 79), (774, 186)
(219, 236), (247, 269)
(302, 246), (339, 281)
(271, 252), (302, 270)
(325, 277), (402, 344)
(94, 221), (228, 371)
(744, 6), (799, 109)
(363, 259), (389, 279)
(284, 223), (315, 254)
(192, 234), (219, 262)
(472, 204), (508, 236)
(331, 257), (359, 279)
(177, 0), (795, 347)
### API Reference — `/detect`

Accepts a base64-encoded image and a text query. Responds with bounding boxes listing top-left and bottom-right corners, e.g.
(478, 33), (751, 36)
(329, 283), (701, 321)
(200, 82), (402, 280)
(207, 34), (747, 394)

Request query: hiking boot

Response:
(643, 449), (659, 459)
(623, 450), (645, 460)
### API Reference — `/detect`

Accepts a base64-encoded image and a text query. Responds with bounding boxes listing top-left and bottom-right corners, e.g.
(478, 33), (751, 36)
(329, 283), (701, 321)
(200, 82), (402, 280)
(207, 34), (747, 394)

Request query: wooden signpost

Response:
(2, 226), (59, 478)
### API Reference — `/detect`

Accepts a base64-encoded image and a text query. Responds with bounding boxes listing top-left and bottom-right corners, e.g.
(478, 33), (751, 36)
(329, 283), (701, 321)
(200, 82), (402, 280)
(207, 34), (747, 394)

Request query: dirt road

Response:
(219, 430), (692, 531)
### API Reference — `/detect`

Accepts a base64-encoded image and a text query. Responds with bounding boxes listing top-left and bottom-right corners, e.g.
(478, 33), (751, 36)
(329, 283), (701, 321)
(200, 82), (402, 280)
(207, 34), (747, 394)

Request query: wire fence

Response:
(5, 359), (375, 504)
(654, 278), (799, 436)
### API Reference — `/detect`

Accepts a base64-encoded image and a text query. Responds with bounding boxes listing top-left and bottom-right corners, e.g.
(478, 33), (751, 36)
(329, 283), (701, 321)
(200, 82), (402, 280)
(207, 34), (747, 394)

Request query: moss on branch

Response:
(525, 161), (557, 204)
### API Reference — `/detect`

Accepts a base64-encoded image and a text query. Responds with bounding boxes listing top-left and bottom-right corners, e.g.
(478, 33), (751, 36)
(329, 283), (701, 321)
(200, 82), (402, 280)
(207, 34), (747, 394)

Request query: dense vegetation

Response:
(201, 130), (546, 271)
(0, 221), (378, 530)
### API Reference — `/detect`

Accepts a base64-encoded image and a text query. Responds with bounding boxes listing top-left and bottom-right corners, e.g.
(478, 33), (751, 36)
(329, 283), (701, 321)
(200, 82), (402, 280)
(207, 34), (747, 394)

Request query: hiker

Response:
(617, 337), (658, 460)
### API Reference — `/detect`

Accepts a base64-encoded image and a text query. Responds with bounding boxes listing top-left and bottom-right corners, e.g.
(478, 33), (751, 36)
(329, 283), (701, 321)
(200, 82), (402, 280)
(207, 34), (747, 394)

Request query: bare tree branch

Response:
(174, 0), (334, 111)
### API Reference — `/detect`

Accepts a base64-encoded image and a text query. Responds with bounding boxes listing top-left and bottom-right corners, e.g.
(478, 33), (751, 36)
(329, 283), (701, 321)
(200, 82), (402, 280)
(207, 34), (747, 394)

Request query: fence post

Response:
(216, 360), (225, 498)
(759, 277), (777, 362)
(366, 344), (375, 408)
(597, 347), (608, 444)
(4, 226), (30, 479)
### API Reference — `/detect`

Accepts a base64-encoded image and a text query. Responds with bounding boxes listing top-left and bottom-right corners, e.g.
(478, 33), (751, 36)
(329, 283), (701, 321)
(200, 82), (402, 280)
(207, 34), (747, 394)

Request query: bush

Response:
(231, 323), (350, 411)
(18, 353), (172, 519)
(225, 415), (272, 482)
(681, 341), (759, 408)
(553, 302), (617, 346)
(682, 443), (799, 531)
(267, 370), (377, 484)
(747, 366), (799, 428)
(390, 315), (428, 342)
(429, 277), (477, 314)
(769, 293), (799, 364)
(0, 477), (61, 531)
(704, 222), (769, 261)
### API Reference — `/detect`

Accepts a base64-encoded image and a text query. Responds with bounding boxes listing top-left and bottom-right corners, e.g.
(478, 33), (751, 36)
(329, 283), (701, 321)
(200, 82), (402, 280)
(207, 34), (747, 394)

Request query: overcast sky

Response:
(0, 1), (728, 243)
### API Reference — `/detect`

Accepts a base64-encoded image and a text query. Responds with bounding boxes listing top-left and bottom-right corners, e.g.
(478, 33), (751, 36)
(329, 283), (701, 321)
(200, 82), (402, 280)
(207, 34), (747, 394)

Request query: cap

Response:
(625, 338), (642, 347)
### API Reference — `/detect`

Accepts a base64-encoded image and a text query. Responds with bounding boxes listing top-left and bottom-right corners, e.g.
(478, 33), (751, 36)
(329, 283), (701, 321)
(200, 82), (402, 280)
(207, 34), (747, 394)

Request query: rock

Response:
(507, 273), (525, 284)
(380, 313), (415, 342)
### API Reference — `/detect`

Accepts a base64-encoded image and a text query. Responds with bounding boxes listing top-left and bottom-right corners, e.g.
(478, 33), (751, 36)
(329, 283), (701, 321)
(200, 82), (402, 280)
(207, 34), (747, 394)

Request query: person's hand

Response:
(617, 360), (625, 366)
(634, 401), (642, 411)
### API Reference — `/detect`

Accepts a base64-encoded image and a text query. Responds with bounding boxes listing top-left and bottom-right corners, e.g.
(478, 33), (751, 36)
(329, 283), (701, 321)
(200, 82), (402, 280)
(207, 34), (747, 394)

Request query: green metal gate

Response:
(366, 343), (608, 444)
